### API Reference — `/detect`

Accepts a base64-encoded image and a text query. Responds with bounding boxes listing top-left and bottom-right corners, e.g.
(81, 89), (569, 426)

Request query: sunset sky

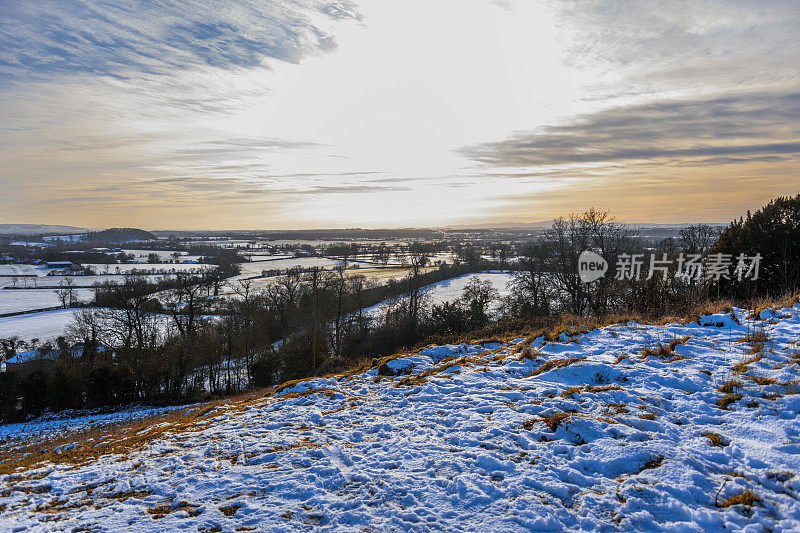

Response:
(1, 0), (798, 229)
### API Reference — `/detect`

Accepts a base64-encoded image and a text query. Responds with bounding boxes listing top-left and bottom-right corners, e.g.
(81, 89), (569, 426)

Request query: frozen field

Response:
(0, 265), (38, 277)
(1, 304), (799, 530)
(235, 257), (344, 278)
(365, 271), (515, 318)
(0, 288), (95, 314)
(0, 309), (219, 346)
(0, 308), (81, 342)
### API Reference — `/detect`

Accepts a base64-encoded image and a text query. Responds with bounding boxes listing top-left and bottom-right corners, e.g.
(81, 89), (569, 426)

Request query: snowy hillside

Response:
(2, 304), (800, 531)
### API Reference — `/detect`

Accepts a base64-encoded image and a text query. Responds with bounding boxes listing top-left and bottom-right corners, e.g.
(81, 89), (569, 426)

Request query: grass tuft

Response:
(704, 433), (727, 447)
(720, 490), (761, 508)
(718, 380), (743, 393)
(641, 336), (690, 359)
(529, 358), (583, 377)
(717, 394), (743, 410)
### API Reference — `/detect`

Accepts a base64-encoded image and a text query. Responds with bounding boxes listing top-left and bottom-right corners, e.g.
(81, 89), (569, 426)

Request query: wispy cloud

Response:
(0, 0), (360, 82)
(461, 91), (800, 168)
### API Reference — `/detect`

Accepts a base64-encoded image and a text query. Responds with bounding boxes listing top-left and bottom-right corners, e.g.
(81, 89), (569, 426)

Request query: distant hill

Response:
(0, 224), (88, 235)
(87, 228), (157, 244)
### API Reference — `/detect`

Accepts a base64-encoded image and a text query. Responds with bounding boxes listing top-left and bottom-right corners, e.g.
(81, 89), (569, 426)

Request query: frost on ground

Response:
(2, 305), (800, 531)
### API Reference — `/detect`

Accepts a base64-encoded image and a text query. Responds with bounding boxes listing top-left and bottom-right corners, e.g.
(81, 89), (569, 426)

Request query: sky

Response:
(0, 0), (798, 230)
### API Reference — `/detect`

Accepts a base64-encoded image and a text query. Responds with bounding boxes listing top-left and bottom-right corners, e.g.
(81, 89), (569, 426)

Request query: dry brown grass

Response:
(717, 394), (743, 410)
(731, 361), (748, 373)
(639, 413), (656, 420)
(641, 336), (690, 359)
(277, 387), (352, 401)
(523, 412), (571, 432)
(529, 357), (583, 377)
(684, 300), (738, 326)
(0, 388), (276, 476)
(394, 355), (484, 387)
(732, 353), (764, 374)
(219, 504), (242, 517)
(148, 502), (202, 519)
(749, 375), (777, 386)
(518, 346), (543, 361)
(704, 433), (727, 447)
(720, 490), (761, 508)
(542, 412), (570, 432)
(747, 293), (800, 319)
(718, 380), (743, 393)
(740, 330), (770, 344)
(747, 344), (765, 356)
(640, 455), (664, 471)
(561, 385), (623, 397)
(108, 489), (153, 502)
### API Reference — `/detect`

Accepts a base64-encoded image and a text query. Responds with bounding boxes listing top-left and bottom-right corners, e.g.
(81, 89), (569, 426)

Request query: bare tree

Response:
(55, 278), (77, 308)
(0, 336), (26, 363)
(402, 245), (429, 342)
(460, 276), (499, 328)
(679, 224), (719, 255)
(544, 209), (633, 316)
(327, 265), (348, 359)
(506, 240), (551, 317)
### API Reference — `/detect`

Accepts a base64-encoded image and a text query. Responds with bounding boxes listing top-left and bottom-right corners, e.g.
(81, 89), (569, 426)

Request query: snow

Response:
(235, 257), (344, 278)
(2, 304), (800, 530)
(0, 265), (38, 277)
(121, 250), (204, 263)
(0, 275), (161, 289)
(0, 308), (177, 345)
(365, 271), (515, 318)
(0, 405), (188, 444)
(0, 308), (81, 343)
(0, 288), (95, 314)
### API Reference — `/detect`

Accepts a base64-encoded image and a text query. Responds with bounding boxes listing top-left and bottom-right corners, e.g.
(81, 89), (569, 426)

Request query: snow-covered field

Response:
(365, 271), (515, 318)
(121, 250), (205, 263)
(2, 305), (800, 531)
(235, 257), (344, 278)
(0, 288), (95, 314)
(240, 254), (294, 262)
(0, 265), (38, 277)
(0, 309), (180, 345)
(0, 308), (81, 342)
(0, 275), (172, 289)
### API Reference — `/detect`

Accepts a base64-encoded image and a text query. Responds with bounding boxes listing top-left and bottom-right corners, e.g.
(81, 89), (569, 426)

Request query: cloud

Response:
(0, 0), (360, 82)
(290, 184), (409, 195)
(554, 0), (800, 92)
(1, 1), (798, 229)
(461, 90), (800, 168)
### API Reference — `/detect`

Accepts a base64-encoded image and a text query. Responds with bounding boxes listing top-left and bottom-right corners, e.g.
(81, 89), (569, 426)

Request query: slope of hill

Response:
(1, 304), (800, 531)
(0, 224), (88, 235)
(87, 227), (157, 244)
